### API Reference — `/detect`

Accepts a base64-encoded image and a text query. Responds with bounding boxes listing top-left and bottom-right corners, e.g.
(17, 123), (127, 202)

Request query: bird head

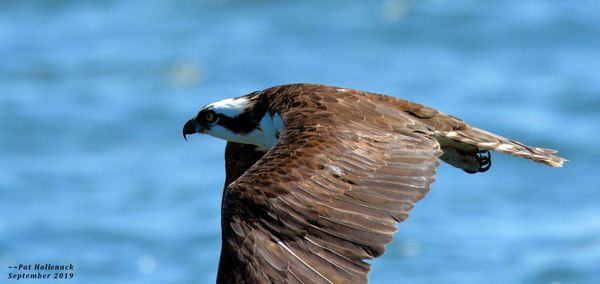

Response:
(183, 95), (283, 151)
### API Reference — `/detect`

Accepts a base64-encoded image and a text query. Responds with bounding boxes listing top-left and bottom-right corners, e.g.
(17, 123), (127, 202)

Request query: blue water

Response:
(1, 0), (599, 283)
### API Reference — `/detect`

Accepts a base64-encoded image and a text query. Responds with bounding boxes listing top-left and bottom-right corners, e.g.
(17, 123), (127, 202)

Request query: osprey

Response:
(183, 84), (565, 284)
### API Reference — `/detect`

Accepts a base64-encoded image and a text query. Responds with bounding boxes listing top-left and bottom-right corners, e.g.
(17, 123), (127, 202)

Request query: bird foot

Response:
(464, 150), (492, 174)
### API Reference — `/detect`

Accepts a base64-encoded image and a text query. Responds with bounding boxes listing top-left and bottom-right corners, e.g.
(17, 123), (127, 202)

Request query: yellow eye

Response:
(205, 111), (216, 123)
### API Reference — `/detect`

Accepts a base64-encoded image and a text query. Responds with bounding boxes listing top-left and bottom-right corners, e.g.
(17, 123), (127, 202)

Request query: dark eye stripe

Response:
(217, 111), (264, 134)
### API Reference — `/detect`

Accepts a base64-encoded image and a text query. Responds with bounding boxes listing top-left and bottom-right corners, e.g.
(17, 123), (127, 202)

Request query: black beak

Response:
(183, 118), (199, 141)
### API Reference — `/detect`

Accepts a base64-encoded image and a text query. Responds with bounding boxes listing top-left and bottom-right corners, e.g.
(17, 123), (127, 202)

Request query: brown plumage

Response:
(184, 84), (565, 284)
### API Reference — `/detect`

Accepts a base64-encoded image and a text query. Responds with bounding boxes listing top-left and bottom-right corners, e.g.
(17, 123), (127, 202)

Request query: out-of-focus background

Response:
(1, 0), (599, 283)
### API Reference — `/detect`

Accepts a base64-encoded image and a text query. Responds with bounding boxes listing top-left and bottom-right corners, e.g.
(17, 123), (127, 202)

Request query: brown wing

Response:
(217, 86), (443, 284)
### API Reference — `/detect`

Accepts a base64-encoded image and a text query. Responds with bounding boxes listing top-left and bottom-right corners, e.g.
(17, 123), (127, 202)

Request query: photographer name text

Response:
(7, 263), (75, 281)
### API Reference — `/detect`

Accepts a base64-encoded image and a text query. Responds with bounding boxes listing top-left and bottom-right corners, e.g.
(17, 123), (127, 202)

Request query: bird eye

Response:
(204, 110), (217, 123)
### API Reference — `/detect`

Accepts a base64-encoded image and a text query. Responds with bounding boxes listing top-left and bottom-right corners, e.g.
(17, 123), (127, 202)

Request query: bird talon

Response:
(477, 150), (492, 172)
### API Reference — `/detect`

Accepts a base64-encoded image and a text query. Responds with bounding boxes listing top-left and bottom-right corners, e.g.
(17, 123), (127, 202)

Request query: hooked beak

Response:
(183, 118), (201, 141)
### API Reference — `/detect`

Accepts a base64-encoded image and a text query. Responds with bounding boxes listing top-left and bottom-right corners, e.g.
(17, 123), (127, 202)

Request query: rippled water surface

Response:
(1, 1), (599, 283)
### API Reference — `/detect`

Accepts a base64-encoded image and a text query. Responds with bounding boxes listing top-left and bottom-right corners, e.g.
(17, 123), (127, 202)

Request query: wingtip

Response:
(546, 156), (568, 168)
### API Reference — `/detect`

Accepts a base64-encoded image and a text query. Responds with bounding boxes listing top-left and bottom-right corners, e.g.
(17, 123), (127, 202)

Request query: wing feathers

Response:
(218, 87), (443, 283)
(210, 84), (564, 283)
